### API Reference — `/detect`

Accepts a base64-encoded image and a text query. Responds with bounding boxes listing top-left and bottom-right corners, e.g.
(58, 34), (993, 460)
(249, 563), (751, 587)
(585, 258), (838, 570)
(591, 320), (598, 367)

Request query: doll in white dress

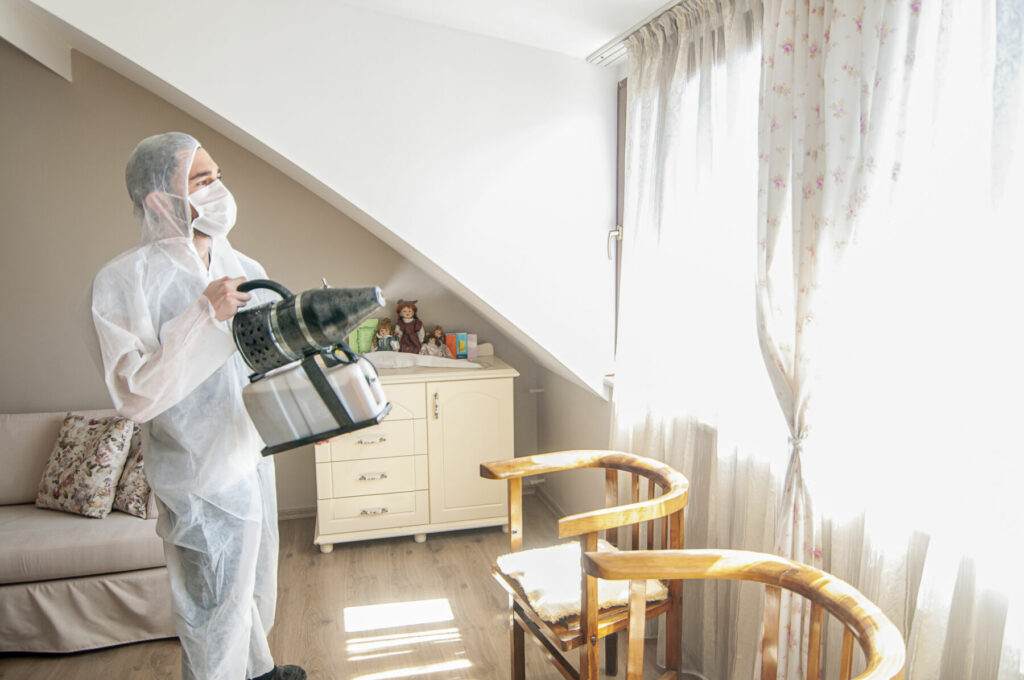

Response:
(419, 325), (453, 358)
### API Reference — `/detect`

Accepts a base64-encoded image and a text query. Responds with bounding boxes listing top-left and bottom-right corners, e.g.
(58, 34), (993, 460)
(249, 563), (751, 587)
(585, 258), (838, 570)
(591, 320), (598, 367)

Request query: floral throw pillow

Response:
(36, 414), (134, 519)
(112, 423), (152, 519)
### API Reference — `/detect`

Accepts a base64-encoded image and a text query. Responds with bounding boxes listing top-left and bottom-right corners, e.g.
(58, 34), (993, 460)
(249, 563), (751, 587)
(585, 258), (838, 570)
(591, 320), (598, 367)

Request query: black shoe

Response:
(252, 665), (307, 680)
(275, 666), (307, 680)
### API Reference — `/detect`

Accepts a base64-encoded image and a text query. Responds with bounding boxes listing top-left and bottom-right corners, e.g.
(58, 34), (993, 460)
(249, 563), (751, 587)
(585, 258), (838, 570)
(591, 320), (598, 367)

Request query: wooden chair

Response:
(582, 549), (906, 680)
(480, 450), (690, 680)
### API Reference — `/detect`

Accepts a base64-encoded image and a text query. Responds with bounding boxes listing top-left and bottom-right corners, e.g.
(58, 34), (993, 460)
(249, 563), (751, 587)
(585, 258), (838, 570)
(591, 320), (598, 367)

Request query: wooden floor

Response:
(0, 494), (692, 680)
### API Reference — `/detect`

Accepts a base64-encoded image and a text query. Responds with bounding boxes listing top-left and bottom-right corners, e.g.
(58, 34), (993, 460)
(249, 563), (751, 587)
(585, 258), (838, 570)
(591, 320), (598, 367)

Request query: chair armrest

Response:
(583, 550), (906, 680)
(481, 450), (625, 480)
(481, 450), (689, 541)
(481, 450), (686, 488)
(584, 550), (866, 605)
(557, 488), (687, 539)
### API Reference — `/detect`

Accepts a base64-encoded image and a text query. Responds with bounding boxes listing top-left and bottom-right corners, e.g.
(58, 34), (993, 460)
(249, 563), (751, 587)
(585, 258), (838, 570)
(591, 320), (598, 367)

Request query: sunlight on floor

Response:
(344, 598), (454, 632)
(347, 628), (462, 656)
(344, 598), (473, 679)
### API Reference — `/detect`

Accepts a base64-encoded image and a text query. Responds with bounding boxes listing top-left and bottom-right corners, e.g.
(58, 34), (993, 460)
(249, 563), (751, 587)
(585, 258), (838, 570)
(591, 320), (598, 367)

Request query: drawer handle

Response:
(434, 392), (439, 419)
(357, 436), (387, 445)
(358, 472), (388, 481)
(360, 507), (389, 516)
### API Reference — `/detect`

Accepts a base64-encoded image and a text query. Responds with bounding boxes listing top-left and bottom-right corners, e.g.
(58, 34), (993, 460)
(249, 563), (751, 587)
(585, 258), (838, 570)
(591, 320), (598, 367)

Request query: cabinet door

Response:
(427, 378), (512, 524)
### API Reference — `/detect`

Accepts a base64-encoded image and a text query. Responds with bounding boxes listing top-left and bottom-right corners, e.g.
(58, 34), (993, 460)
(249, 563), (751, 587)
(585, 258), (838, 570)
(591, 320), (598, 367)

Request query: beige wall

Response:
(533, 370), (613, 516)
(0, 40), (549, 515)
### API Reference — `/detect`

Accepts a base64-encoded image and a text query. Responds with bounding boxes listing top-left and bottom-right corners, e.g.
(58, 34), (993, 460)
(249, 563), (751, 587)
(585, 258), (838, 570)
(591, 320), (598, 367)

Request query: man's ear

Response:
(144, 190), (184, 223)
(144, 190), (170, 215)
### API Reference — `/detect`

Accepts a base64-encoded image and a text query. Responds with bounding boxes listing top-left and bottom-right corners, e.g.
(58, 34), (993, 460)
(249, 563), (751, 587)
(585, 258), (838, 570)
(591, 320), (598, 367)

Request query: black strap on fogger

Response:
(300, 354), (353, 429)
(333, 339), (360, 364)
(319, 340), (359, 369)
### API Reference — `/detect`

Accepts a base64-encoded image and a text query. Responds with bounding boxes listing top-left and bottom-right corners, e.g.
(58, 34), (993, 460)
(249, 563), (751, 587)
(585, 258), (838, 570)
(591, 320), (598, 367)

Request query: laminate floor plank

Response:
(0, 494), (695, 680)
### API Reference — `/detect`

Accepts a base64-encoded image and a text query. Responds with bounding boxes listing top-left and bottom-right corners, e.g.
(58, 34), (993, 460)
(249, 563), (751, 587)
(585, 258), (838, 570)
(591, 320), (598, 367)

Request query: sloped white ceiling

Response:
(338, 0), (676, 59)
(1, 0), (649, 394)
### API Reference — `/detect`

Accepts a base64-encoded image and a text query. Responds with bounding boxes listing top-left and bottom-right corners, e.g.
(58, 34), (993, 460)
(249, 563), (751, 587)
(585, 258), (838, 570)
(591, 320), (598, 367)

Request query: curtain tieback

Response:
(788, 432), (807, 453)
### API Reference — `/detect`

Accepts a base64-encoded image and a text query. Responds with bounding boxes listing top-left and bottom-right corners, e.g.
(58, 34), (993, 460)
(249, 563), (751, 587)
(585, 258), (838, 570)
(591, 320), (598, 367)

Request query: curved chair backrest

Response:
(481, 449), (690, 550)
(583, 549), (906, 680)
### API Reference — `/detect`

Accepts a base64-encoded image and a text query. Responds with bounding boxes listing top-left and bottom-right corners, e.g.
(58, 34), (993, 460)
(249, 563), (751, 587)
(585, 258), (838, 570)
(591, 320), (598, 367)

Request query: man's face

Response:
(188, 148), (222, 195)
(186, 147), (222, 222)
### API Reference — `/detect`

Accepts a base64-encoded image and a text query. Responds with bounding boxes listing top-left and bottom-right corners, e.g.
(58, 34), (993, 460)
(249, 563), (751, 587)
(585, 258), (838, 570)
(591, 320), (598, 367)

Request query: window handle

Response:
(607, 226), (623, 259)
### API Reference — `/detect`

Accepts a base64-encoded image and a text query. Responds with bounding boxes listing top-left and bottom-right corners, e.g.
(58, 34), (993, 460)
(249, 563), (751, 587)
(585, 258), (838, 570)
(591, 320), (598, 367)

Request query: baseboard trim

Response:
(278, 507), (316, 520)
(532, 484), (565, 519)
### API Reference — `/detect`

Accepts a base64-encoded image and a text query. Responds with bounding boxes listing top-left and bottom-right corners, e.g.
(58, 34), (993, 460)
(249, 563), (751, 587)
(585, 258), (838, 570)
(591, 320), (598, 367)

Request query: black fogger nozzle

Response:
(232, 279), (385, 375)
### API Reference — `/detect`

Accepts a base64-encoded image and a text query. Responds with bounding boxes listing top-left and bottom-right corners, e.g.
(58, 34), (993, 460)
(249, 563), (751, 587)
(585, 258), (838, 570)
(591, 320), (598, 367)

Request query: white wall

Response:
(15, 0), (621, 394)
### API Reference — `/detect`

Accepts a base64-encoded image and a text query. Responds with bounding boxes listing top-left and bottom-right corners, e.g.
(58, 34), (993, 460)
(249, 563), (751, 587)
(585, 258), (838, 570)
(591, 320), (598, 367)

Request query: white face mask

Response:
(189, 180), (237, 238)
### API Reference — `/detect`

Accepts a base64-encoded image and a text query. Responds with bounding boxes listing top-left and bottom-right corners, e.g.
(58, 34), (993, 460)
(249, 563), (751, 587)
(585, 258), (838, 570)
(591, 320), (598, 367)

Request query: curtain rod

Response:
(586, 0), (751, 67)
(586, 0), (683, 66)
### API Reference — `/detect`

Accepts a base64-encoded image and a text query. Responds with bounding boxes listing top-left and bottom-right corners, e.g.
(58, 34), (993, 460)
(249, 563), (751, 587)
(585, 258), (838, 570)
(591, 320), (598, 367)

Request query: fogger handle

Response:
(237, 279), (293, 299)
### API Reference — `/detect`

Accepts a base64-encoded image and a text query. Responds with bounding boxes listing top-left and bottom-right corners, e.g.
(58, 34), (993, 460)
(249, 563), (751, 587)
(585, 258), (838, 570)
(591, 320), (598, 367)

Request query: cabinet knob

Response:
(434, 392), (440, 419)
(358, 472), (388, 481)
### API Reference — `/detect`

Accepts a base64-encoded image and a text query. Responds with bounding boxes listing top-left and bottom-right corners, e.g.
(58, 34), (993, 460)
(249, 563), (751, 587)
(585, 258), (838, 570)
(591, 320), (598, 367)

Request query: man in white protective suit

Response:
(92, 132), (306, 680)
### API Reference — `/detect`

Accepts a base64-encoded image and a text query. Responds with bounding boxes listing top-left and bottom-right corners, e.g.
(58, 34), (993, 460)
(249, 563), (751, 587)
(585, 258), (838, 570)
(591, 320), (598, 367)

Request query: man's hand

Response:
(203, 276), (251, 321)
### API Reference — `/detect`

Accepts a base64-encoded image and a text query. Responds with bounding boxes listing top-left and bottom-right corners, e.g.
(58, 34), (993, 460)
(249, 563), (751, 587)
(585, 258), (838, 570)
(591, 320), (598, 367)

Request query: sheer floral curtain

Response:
(613, 0), (1023, 679)
(810, 2), (1024, 678)
(755, 2), (922, 677)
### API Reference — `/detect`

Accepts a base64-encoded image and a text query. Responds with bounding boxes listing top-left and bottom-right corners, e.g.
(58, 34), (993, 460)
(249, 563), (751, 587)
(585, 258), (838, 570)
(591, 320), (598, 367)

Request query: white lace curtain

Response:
(615, 2), (785, 678)
(613, 1), (1024, 679)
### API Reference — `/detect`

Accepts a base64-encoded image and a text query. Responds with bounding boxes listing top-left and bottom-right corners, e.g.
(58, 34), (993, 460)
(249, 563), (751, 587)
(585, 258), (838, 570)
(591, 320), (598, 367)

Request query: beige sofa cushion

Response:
(0, 505), (165, 584)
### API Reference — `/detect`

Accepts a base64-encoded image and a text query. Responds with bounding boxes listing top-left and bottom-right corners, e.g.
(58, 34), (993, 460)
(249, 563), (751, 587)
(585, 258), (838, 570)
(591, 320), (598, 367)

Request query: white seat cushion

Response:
(496, 539), (668, 623)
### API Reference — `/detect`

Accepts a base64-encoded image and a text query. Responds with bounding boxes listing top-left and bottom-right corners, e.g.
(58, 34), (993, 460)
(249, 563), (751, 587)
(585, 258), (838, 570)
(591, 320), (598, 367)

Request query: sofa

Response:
(0, 410), (175, 653)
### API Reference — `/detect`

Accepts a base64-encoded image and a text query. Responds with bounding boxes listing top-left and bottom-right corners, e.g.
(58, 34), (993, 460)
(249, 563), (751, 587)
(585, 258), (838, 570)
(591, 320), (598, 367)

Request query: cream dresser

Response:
(313, 348), (517, 552)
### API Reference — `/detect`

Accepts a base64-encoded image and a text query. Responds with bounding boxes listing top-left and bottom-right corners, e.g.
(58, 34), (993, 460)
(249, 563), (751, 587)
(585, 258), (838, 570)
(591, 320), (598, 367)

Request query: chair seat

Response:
(494, 564), (675, 654)
(495, 539), (668, 623)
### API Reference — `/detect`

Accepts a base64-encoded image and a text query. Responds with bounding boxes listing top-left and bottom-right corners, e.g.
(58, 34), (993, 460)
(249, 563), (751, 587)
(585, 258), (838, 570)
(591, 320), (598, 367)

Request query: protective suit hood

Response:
(125, 131), (200, 245)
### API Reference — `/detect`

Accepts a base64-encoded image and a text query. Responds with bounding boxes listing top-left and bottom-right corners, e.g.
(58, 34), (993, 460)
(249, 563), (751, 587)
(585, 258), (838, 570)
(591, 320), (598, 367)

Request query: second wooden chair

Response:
(480, 450), (689, 680)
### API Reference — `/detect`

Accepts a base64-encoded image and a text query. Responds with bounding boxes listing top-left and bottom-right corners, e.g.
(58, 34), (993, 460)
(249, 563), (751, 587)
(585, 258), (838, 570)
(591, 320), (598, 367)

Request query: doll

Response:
(395, 299), (424, 354)
(372, 318), (399, 351)
(419, 335), (444, 357)
(426, 325), (453, 358)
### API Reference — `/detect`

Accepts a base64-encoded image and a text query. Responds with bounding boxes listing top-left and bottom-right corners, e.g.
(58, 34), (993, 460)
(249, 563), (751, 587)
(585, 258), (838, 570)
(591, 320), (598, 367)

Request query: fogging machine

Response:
(233, 279), (391, 456)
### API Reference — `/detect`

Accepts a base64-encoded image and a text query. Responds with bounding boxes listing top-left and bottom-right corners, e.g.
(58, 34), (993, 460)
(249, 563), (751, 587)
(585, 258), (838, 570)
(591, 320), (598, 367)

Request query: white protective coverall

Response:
(92, 132), (279, 680)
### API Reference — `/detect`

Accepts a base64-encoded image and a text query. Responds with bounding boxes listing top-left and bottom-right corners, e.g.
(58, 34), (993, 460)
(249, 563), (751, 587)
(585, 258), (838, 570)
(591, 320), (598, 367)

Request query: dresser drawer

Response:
(317, 455), (428, 499)
(317, 491), (428, 535)
(318, 419), (426, 462)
